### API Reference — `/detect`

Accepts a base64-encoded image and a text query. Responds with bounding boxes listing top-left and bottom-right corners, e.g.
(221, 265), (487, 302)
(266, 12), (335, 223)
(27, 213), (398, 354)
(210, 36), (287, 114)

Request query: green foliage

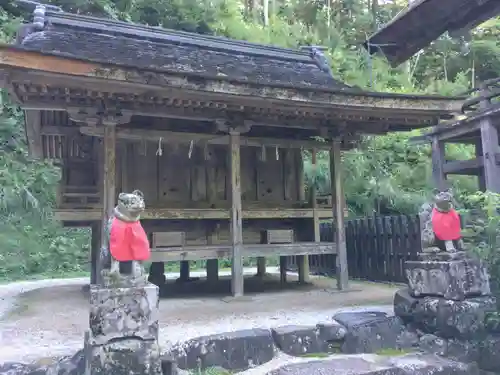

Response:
(0, 0), (499, 280)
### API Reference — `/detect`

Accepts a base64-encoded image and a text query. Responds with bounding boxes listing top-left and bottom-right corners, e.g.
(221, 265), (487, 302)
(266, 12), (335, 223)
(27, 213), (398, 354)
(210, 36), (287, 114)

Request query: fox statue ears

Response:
(118, 190), (145, 201)
(433, 187), (453, 195)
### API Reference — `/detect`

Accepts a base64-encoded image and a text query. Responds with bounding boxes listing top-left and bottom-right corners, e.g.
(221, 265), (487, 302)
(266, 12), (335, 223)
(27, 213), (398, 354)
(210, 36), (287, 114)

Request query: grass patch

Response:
(189, 367), (232, 375)
(375, 348), (415, 356)
(300, 352), (332, 358)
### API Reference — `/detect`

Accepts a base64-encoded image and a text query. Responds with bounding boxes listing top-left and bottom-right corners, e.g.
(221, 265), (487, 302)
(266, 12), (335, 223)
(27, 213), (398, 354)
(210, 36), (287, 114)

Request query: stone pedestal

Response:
(85, 283), (162, 375)
(405, 252), (490, 301)
(396, 251), (498, 371)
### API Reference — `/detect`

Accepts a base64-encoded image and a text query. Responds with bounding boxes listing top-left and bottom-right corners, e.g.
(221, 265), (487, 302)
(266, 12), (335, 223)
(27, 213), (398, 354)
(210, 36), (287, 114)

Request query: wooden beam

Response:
(229, 130), (244, 297)
(149, 242), (337, 262)
(442, 157), (483, 175)
(331, 139), (348, 290)
(24, 110), (43, 158)
(0, 46), (463, 114)
(480, 117), (500, 193)
(55, 207), (335, 221)
(78, 125), (333, 150)
(431, 138), (447, 189)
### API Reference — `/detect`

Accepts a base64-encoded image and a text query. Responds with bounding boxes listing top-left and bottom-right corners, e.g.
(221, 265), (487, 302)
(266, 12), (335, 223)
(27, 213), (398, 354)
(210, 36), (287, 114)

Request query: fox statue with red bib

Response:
(100, 190), (150, 286)
(419, 188), (464, 253)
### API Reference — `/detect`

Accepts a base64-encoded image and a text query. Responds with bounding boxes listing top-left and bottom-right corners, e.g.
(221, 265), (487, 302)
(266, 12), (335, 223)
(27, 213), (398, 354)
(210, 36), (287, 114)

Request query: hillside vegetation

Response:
(0, 0), (499, 280)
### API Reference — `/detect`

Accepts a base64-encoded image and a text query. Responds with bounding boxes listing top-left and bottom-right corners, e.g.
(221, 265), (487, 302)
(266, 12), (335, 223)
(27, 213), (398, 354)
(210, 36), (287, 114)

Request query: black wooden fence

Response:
(287, 214), (421, 283)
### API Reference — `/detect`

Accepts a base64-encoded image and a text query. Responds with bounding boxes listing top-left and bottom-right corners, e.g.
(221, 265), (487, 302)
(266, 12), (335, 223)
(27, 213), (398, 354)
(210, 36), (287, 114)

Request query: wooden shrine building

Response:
(365, 0), (500, 193)
(411, 81), (500, 194)
(0, 6), (464, 296)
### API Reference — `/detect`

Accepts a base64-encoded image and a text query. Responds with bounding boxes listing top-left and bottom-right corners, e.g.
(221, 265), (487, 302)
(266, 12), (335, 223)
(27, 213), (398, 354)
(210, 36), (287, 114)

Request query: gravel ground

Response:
(0, 268), (398, 364)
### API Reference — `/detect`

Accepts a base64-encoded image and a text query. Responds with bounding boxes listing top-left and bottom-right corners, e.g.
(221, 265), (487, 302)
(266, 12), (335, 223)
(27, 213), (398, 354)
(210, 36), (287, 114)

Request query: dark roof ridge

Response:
(41, 10), (315, 64)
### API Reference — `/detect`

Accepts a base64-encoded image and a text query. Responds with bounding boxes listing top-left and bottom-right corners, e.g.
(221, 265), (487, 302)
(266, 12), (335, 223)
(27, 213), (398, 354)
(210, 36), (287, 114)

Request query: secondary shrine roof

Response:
(364, 0), (500, 67)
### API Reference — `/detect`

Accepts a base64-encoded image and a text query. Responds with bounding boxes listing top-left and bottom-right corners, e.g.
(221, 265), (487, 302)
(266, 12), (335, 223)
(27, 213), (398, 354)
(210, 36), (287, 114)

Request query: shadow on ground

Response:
(157, 273), (326, 299)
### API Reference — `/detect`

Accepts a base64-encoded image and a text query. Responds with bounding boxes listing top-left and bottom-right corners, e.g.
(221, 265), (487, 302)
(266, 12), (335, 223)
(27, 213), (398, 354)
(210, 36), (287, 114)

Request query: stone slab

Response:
(89, 283), (159, 345)
(87, 339), (162, 375)
(271, 325), (323, 356)
(333, 312), (406, 354)
(405, 257), (490, 301)
(412, 296), (496, 339)
(168, 328), (276, 371)
(266, 353), (478, 375)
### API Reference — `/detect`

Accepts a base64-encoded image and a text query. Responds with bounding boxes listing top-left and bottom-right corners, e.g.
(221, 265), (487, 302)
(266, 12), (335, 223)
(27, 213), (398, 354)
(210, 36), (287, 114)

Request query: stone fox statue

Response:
(419, 189), (464, 253)
(100, 190), (150, 280)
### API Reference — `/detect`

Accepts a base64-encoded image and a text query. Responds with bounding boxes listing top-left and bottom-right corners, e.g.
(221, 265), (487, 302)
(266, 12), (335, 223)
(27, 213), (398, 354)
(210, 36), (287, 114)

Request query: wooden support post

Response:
(148, 262), (166, 286)
(331, 139), (348, 290)
(480, 118), (500, 193)
(179, 261), (190, 281)
(99, 124), (117, 283)
(431, 137), (447, 191)
(256, 257), (266, 277)
(230, 130), (244, 297)
(279, 256), (287, 283)
(90, 222), (101, 285)
(206, 227), (219, 284)
(475, 139), (486, 192)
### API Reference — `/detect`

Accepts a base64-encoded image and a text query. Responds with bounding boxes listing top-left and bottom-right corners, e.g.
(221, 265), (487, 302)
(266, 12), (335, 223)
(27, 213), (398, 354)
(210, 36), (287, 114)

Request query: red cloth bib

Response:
(109, 218), (150, 261)
(431, 208), (461, 241)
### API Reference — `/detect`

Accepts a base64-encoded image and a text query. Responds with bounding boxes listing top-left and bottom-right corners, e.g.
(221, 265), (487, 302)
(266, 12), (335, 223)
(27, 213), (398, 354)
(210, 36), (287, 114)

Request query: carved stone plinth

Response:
(405, 255), (491, 301)
(85, 283), (162, 375)
(89, 284), (159, 345)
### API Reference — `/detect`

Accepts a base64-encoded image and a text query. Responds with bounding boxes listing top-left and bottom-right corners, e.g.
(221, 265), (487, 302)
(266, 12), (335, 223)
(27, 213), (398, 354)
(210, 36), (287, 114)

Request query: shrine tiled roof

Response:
(17, 10), (351, 90)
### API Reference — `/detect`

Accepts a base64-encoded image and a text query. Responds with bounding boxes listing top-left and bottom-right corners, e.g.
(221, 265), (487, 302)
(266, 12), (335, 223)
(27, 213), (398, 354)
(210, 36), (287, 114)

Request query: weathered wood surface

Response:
(229, 131), (244, 297)
(149, 242), (336, 262)
(364, 0), (500, 67)
(331, 139), (348, 290)
(0, 47), (464, 116)
(291, 215), (420, 283)
(54, 207), (335, 221)
(431, 138), (447, 189)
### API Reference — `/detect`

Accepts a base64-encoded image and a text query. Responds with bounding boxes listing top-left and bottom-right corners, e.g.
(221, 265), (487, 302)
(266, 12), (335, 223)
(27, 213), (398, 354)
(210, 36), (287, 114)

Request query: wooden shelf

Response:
(54, 207), (334, 221)
(149, 242), (337, 262)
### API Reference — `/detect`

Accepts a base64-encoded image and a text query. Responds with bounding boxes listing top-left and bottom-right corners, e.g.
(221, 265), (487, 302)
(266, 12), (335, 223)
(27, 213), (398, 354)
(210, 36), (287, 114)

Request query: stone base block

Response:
(89, 283), (159, 345)
(87, 339), (162, 375)
(168, 328), (276, 371)
(332, 312), (407, 354)
(413, 296), (496, 339)
(405, 257), (491, 300)
(272, 325), (329, 356)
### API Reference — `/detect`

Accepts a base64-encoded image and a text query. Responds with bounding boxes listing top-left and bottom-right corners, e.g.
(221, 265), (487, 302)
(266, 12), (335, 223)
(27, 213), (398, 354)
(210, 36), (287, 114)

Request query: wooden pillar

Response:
(90, 222), (101, 285)
(480, 117), (500, 193)
(99, 124), (117, 283)
(475, 139), (487, 192)
(256, 257), (266, 277)
(148, 262), (166, 286)
(229, 130), (244, 297)
(206, 227), (219, 284)
(179, 261), (190, 281)
(330, 139), (348, 290)
(431, 137), (447, 191)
